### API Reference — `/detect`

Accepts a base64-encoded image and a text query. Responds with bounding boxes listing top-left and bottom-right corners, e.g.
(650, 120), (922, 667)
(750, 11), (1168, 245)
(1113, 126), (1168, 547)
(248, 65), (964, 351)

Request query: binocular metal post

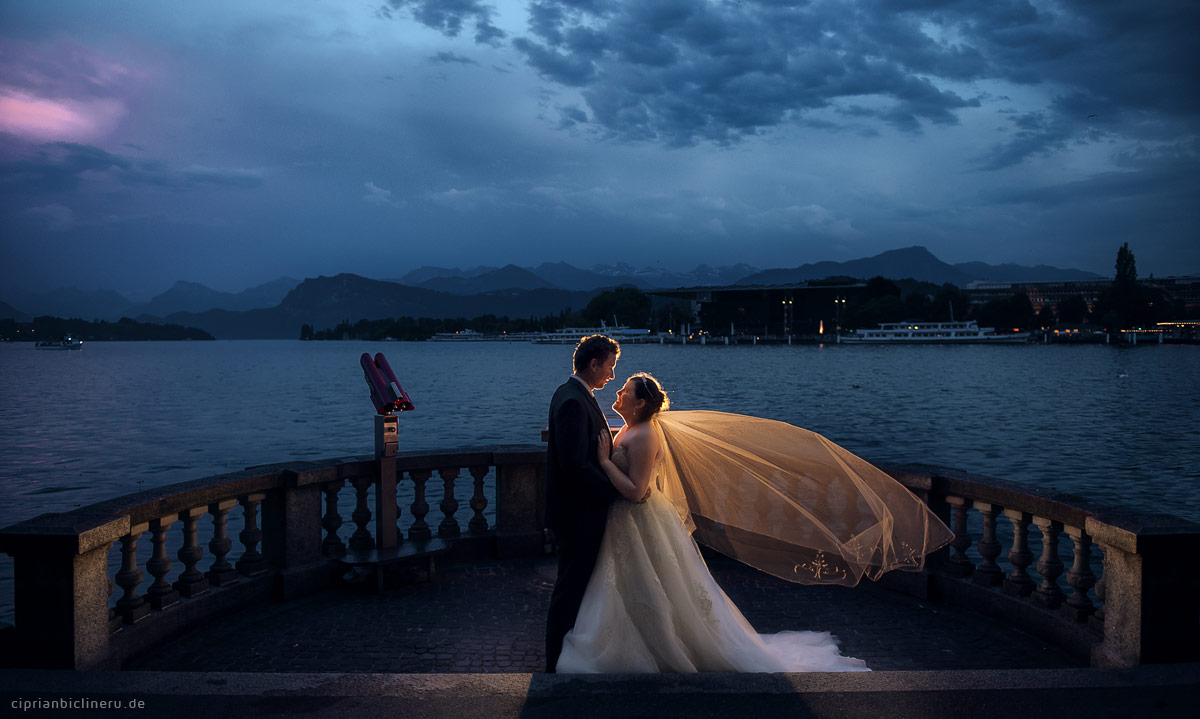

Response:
(374, 414), (399, 549)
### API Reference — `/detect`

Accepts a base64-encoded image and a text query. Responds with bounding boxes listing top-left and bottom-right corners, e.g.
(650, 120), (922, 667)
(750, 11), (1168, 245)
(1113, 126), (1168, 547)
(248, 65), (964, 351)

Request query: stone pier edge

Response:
(3, 665), (1197, 697)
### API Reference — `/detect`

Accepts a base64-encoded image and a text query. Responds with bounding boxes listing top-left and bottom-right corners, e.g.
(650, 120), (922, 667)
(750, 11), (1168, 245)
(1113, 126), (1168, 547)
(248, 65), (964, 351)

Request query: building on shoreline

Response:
(965, 276), (1200, 313)
(652, 281), (868, 337)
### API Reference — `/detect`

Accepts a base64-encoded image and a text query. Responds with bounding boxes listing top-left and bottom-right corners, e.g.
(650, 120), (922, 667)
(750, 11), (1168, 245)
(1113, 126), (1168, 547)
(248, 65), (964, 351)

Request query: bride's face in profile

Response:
(611, 379), (646, 422)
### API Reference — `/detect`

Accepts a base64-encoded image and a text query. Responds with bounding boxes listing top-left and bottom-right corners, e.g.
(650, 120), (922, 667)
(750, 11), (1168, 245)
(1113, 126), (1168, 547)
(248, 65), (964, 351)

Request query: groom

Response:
(543, 334), (621, 673)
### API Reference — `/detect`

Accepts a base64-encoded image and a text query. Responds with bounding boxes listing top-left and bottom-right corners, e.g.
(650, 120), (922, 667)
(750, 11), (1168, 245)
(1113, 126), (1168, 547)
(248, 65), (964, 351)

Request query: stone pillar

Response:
(1, 514), (128, 669)
(495, 452), (545, 558)
(267, 471), (328, 600)
(1087, 514), (1200, 667)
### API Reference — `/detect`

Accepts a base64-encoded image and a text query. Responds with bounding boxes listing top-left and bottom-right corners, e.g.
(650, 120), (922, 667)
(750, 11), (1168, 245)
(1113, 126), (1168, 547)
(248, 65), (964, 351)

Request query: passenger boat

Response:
(839, 321), (1028, 344)
(531, 325), (652, 344)
(430, 329), (543, 342)
(35, 335), (84, 350)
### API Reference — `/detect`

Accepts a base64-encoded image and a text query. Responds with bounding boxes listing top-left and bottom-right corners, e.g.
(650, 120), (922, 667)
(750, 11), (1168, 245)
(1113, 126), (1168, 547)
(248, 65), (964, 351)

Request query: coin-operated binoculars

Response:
(360, 352), (414, 550)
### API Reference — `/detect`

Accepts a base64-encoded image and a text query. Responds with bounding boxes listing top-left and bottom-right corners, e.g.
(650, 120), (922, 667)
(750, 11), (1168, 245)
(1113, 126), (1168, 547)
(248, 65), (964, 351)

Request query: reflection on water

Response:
(1, 340), (1197, 623)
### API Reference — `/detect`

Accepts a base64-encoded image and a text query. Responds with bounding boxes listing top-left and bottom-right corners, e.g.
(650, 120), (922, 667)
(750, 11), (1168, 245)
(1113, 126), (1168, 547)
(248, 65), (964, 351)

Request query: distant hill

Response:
(522, 262), (759, 290)
(0, 300), (29, 321)
(161, 274), (600, 338)
(1, 287), (136, 321)
(734, 247), (1101, 287)
(390, 265), (499, 285)
(136, 277), (300, 317)
(417, 265), (555, 294)
(1, 277), (301, 321)
(397, 261), (761, 292)
(951, 261), (1101, 283)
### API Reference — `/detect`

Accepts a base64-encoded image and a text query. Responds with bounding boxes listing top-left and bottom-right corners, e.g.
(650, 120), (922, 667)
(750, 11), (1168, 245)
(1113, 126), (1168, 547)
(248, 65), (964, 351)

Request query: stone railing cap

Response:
(1086, 512), (1200, 554)
(0, 511), (130, 556)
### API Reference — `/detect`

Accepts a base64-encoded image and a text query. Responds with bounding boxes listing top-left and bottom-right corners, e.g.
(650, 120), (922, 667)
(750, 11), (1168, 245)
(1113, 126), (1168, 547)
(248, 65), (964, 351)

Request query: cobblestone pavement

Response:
(129, 553), (1082, 673)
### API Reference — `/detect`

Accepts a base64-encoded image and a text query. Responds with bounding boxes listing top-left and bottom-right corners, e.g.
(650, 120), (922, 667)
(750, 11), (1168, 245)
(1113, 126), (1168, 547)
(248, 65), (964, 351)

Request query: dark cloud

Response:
(0, 142), (264, 195)
(379, 0), (506, 46)
(508, 0), (992, 144)
(389, 0), (1195, 167)
(429, 51), (478, 65)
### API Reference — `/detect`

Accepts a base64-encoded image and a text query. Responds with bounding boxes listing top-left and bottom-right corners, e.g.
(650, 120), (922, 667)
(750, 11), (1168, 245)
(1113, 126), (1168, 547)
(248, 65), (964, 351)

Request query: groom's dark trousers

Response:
(544, 378), (619, 673)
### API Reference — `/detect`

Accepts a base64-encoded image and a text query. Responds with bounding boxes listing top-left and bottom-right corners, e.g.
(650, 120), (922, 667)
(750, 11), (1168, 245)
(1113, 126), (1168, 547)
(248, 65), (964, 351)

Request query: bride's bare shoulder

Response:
(619, 423), (661, 453)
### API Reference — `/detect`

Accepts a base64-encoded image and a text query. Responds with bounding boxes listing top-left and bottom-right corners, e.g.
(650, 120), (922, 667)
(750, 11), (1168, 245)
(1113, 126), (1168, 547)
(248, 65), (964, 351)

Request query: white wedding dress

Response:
(556, 444), (870, 673)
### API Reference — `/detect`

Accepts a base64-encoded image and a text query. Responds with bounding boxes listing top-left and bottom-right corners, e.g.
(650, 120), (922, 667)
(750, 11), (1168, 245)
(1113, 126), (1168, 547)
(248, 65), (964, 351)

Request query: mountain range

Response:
(1, 247), (1105, 337)
(735, 247), (1102, 286)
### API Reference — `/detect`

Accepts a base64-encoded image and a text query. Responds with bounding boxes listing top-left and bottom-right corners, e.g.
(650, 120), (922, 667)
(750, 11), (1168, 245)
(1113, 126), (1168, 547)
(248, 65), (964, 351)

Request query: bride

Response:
(555, 373), (954, 673)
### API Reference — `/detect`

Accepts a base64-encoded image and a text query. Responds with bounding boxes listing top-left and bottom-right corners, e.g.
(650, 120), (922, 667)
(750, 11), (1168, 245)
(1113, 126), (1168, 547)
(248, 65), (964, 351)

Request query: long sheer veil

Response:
(650, 410), (954, 587)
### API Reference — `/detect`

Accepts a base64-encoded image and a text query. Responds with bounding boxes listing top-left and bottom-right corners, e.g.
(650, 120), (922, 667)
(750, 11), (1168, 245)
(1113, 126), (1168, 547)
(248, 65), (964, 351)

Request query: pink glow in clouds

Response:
(0, 87), (127, 142)
(0, 40), (144, 144)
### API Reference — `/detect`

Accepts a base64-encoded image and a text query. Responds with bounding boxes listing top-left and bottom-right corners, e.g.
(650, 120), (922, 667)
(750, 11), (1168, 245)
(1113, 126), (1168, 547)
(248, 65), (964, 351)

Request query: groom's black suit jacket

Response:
(545, 378), (620, 545)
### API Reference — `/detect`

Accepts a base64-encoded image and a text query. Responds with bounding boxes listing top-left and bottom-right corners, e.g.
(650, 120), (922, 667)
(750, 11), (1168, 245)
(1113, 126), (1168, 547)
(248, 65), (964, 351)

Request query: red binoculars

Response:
(361, 352), (414, 415)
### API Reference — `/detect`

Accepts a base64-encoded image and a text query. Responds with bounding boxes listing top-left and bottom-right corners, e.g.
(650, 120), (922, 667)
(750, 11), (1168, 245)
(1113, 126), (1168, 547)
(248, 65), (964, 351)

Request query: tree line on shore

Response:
(0, 316), (215, 342)
(301, 289), (697, 341)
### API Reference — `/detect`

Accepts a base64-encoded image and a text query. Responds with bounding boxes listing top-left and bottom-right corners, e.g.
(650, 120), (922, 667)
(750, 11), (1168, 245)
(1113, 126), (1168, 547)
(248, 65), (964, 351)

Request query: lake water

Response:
(1, 340), (1198, 623)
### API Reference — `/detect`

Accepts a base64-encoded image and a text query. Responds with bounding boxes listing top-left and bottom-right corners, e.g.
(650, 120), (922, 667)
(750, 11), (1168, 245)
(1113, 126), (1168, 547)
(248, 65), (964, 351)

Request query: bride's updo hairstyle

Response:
(630, 372), (670, 421)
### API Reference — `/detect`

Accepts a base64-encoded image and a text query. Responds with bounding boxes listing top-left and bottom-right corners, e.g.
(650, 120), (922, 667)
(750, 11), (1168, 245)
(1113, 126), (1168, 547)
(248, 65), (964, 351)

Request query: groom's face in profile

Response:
(581, 352), (618, 391)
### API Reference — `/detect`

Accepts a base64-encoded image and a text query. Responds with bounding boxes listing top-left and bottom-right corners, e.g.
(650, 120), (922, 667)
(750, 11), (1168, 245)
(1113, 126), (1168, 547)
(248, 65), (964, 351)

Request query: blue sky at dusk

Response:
(1, 0), (1196, 298)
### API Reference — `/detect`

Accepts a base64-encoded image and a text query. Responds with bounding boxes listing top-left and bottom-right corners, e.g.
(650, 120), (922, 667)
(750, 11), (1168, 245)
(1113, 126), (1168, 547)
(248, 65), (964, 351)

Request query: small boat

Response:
(839, 321), (1028, 344)
(35, 335), (84, 350)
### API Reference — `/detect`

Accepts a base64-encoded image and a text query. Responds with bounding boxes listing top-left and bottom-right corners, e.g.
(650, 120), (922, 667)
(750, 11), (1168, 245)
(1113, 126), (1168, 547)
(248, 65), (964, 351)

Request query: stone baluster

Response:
(972, 501), (1004, 586)
(236, 492), (269, 576)
(1061, 525), (1097, 621)
(348, 476), (375, 552)
(408, 469), (433, 541)
(945, 496), (974, 578)
(205, 499), (239, 586)
(145, 516), (180, 610)
(322, 480), (347, 556)
(1090, 569), (1107, 633)
(1003, 509), (1035, 597)
(438, 467), (461, 539)
(173, 507), (210, 598)
(1032, 516), (1065, 608)
(114, 523), (150, 624)
(468, 465), (490, 535)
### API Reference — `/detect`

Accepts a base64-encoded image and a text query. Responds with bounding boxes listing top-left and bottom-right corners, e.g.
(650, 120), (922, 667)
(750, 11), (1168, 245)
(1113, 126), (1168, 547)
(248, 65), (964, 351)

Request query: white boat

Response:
(839, 321), (1029, 344)
(35, 335), (84, 350)
(431, 329), (544, 342)
(532, 325), (652, 344)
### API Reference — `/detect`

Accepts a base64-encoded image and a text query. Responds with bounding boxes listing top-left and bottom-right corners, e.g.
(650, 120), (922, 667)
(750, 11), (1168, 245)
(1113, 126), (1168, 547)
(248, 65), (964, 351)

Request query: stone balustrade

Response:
(0, 445), (546, 670)
(2, 447), (1196, 672)
(878, 464), (1200, 669)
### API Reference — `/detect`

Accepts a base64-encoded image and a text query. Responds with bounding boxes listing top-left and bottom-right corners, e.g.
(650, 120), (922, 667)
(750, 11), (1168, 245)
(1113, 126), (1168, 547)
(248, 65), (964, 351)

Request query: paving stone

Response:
(127, 554), (1082, 673)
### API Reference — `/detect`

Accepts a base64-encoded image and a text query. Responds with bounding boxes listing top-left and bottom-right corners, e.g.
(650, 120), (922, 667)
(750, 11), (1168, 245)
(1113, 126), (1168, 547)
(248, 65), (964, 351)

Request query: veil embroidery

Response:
(650, 410), (954, 587)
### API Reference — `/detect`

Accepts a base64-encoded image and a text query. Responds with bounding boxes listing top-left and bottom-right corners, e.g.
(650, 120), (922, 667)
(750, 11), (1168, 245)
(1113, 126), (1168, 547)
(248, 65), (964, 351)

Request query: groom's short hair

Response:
(573, 334), (620, 373)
